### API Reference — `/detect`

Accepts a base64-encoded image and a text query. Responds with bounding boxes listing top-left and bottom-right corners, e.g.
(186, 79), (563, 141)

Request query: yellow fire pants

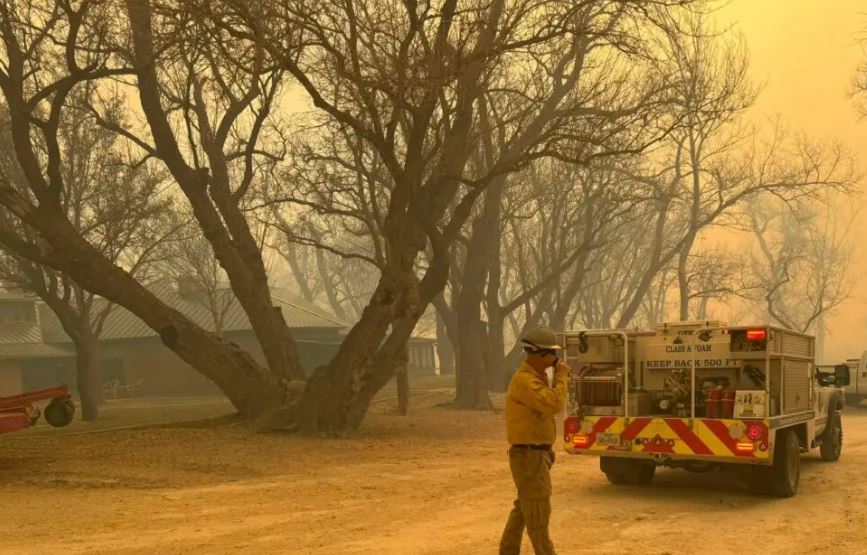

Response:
(499, 447), (556, 555)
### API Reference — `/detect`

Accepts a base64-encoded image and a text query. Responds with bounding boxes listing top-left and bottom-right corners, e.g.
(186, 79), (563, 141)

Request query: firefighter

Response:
(499, 326), (569, 555)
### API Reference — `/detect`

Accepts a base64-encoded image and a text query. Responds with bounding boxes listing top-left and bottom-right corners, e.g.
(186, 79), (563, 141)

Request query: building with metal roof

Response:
(0, 280), (438, 399)
(0, 281), (348, 397)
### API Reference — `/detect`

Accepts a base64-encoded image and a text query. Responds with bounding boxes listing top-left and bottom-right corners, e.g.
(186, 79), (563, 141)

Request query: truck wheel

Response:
(44, 397), (75, 427)
(600, 457), (628, 484)
(770, 429), (800, 497)
(623, 462), (656, 485)
(820, 412), (843, 462)
(601, 457), (654, 485)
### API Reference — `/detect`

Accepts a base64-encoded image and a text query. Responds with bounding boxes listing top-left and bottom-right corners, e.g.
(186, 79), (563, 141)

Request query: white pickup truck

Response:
(826, 351), (867, 406)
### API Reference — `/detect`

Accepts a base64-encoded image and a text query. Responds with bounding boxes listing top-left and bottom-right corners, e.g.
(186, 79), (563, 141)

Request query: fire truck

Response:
(560, 321), (847, 497)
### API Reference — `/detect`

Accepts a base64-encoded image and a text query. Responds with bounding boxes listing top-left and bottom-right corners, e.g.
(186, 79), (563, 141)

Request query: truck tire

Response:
(44, 397), (75, 427)
(603, 469), (629, 485)
(770, 429), (800, 497)
(600, 457), (654, 485)
(820, 412), (843, 462)
(624, 463), (656, 485)
(600, 457), (628, 484)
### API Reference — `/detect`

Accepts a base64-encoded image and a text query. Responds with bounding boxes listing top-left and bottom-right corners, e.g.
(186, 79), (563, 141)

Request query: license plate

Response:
(598, 432), (621, 447)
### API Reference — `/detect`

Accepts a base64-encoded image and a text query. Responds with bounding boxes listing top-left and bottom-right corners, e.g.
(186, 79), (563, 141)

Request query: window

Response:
(0, 302), (36, 324)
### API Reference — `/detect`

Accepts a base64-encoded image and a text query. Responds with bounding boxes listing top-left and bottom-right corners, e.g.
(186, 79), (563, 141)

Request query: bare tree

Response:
(217, 0), (698, 430)
(659, 12), (756, 320)
(747, 195), (857, 333)
(0, 88), (172, 420)
(157, 224), (236, 337)
(265, 140), (381, 326)
(631, 247), (746, 326)
(682, 247), (748, 320)
(854, 25), (867, 115)
(0, 0), (293, 423)
(474, 158), (639, 396)
(119, 0), (307, 381)
(609, 10), (856, 328)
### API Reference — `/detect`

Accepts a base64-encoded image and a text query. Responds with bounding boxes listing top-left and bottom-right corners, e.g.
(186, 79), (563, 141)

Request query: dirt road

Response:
(2, 394), (866, 554)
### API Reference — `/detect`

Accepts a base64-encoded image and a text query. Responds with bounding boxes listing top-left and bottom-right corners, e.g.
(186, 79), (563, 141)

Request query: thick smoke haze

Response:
(720, 1), (867, 362)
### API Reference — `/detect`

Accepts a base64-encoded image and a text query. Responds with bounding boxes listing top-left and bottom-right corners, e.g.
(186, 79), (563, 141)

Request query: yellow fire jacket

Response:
(505, 362), (569, 446)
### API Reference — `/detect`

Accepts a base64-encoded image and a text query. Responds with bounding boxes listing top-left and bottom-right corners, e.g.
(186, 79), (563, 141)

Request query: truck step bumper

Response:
(564, 415), (771, 463)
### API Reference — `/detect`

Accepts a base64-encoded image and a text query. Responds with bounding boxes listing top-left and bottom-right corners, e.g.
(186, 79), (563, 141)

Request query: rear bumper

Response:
(563, 415), (772, 466)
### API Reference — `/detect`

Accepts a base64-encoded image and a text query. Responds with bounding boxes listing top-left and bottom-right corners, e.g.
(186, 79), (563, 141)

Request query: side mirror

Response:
(835, 364), (851, 387)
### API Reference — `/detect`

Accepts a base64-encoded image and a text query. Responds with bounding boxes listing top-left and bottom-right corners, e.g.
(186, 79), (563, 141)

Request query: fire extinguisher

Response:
(706, 386), (723, 419)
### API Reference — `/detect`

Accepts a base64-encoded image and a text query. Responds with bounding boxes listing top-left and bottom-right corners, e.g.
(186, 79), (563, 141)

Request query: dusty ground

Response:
(2, 390), (867, 555)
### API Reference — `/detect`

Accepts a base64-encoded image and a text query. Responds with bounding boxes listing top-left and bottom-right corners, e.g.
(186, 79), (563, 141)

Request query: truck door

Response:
(815, 382), (829, 422)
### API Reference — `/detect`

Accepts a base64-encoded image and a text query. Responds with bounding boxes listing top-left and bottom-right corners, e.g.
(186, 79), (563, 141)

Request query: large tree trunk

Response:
(486, 313), (507, 392)
(341, 317), (420, 430)
(454, 174), (506, 408)
(296, 219), (429, 433)
(72, 330), (101, 422)
(454, 216), (493, 410)
(235, 287), (305, 381)
(298, 228), (453, 434)
(26, 211), (287, 422)
(483, 179), (506, 392)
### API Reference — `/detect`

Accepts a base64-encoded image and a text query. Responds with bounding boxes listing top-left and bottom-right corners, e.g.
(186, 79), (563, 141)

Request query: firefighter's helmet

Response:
(520, 326), (562, 351)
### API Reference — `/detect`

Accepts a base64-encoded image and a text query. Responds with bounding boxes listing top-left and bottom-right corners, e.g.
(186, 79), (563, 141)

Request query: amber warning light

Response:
(745, 329), (766, 341)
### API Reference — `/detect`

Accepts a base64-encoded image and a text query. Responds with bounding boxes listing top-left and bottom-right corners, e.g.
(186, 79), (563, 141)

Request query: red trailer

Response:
(0, 386), (76, 435)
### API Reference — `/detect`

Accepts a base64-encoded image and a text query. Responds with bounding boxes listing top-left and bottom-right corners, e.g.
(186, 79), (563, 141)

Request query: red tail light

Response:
(736, 441), (755, 452)
(572, 435), (591, 448)
(746, 424), (763, 441)
(746, 329), (766, 341)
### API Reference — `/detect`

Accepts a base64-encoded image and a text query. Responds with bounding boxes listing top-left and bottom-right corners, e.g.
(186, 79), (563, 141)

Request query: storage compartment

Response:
(564, 334), (635, 365)
(783, 360), (810, 413)
(627, 390), (656, 416)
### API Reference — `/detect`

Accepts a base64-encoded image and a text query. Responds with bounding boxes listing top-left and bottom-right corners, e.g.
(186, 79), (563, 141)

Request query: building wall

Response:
(224, 331), (343, 373)
(97, 329), (343, 396)
(407, 340), (437, 375)
(0, 360), (23, 396)
(99, 337), (221, 396)
(20, 357), (75, 392)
